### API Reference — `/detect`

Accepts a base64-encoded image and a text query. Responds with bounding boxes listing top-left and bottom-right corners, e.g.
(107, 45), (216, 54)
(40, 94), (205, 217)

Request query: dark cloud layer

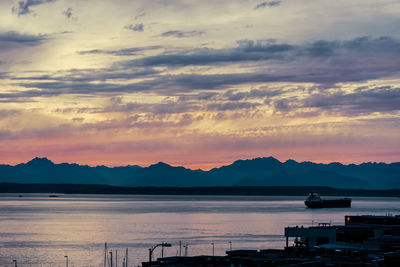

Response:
(126, 37), (400, 70)
(127, 44), (292, 67)
(12, 0), (56, 15)
(6, 36), (400, 120)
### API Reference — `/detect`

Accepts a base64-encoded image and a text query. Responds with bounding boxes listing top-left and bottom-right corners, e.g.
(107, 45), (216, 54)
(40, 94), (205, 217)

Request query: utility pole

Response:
(229, 241), (232, 251)
(13, 260), (17, 267)
(149, 242), (172, 263)
(64, 256), (68, 267)
(110, 251), (113, 267)
(148, 248), (152, 262)
(211, 243), (215, 256)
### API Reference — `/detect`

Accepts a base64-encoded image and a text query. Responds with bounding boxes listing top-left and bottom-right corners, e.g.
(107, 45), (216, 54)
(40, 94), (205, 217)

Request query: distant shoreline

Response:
(1, 183), (399, 197)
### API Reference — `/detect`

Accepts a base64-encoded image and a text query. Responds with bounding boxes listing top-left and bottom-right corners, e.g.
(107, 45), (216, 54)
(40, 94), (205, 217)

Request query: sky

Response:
(0, 0), (399, 169)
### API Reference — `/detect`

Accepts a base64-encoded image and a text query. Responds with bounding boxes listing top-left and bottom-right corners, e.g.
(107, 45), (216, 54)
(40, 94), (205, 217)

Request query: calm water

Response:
(1, 194), (400, 267)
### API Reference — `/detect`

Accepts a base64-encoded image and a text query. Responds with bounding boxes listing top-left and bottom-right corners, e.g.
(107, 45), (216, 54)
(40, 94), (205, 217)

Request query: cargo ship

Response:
(305, 192), (351, 208)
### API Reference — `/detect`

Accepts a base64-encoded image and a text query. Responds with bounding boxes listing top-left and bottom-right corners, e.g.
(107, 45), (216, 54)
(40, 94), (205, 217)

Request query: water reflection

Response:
(0, 195), (399, 266)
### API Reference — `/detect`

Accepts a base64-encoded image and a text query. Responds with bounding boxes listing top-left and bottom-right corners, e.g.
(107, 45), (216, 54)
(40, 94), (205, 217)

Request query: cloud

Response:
(101, 97), (202, 115)
(0, 31), (47, 52)
(224, 88), (285, 101)
(269, 85), (400, 116)
(134, 12), (145, 20)
(78, 112), (197, 131)
(207, 102), (260, 111)
(12, 0), (56, 15)
(5, 70), (395, 101)
(254, 1), (281, 10)
(301, 86), (400, 115)
(15, 67), (161, 82)
(63, 8), (73, 19)
(0, 109), (22, 118)
(6, 36), (400, 103)
(161, 30), (205, 38)
(125, 23), (144, 32)
(0, 31), (47, 44)
(124, 41), (293, 67)
(78, 46), (161, 56)
(178, 92), (219, 101)
(122, 36), (400, 84)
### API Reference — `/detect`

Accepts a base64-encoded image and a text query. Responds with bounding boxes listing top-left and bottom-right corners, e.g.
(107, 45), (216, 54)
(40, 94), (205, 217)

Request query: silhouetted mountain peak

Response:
(284, 159), (298, 165)
(227, 157), (282, 170)
(25, 157), (54, 167)
(260, 156), (281, 165)
(328, 162), (344, 167)
(148, 162), (172, 169)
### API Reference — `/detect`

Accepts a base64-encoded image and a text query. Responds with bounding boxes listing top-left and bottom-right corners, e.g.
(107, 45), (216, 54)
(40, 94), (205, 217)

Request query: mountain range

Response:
(0, 157), (399, 189)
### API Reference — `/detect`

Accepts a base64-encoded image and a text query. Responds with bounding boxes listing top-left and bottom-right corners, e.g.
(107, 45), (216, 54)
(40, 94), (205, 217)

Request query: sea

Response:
(0, 194), (400, 267)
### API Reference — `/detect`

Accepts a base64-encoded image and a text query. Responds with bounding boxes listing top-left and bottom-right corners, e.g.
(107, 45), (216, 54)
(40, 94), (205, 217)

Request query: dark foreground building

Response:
(142, 215), (400, 266)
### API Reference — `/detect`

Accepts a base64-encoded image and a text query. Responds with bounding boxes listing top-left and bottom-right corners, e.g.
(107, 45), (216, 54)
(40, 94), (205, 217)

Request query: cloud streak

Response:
(0, 31), (47, 45)
(161, 30), (205, 38)
(254, 1), (281, 10)
(78, 46), (162, 56)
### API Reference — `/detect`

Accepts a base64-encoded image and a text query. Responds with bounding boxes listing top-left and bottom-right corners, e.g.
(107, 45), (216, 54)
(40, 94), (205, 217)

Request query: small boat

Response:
(49, 195), (59, 198)
(305, 193), (351, 208)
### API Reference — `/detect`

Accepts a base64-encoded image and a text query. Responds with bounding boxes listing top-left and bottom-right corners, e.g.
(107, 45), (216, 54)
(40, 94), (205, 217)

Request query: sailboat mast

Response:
(126, 248), (128, 267)
(104, 243), (107, 267)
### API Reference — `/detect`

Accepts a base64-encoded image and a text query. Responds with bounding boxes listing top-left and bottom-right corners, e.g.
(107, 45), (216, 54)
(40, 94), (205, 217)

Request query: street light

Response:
(13, 260), (17, 267)
(148, 242), (172, 262)
(64, 256), (68, 267)
(228, 241), (232, 251)
(211, 243), (215, 256)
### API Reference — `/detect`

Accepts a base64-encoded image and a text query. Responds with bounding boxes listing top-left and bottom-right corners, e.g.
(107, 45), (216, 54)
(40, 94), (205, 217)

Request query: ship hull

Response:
(305, 198), (351, 208)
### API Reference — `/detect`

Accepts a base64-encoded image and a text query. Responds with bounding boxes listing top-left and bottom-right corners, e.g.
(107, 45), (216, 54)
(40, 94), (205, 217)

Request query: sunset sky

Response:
(0, 0), (399, 169)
